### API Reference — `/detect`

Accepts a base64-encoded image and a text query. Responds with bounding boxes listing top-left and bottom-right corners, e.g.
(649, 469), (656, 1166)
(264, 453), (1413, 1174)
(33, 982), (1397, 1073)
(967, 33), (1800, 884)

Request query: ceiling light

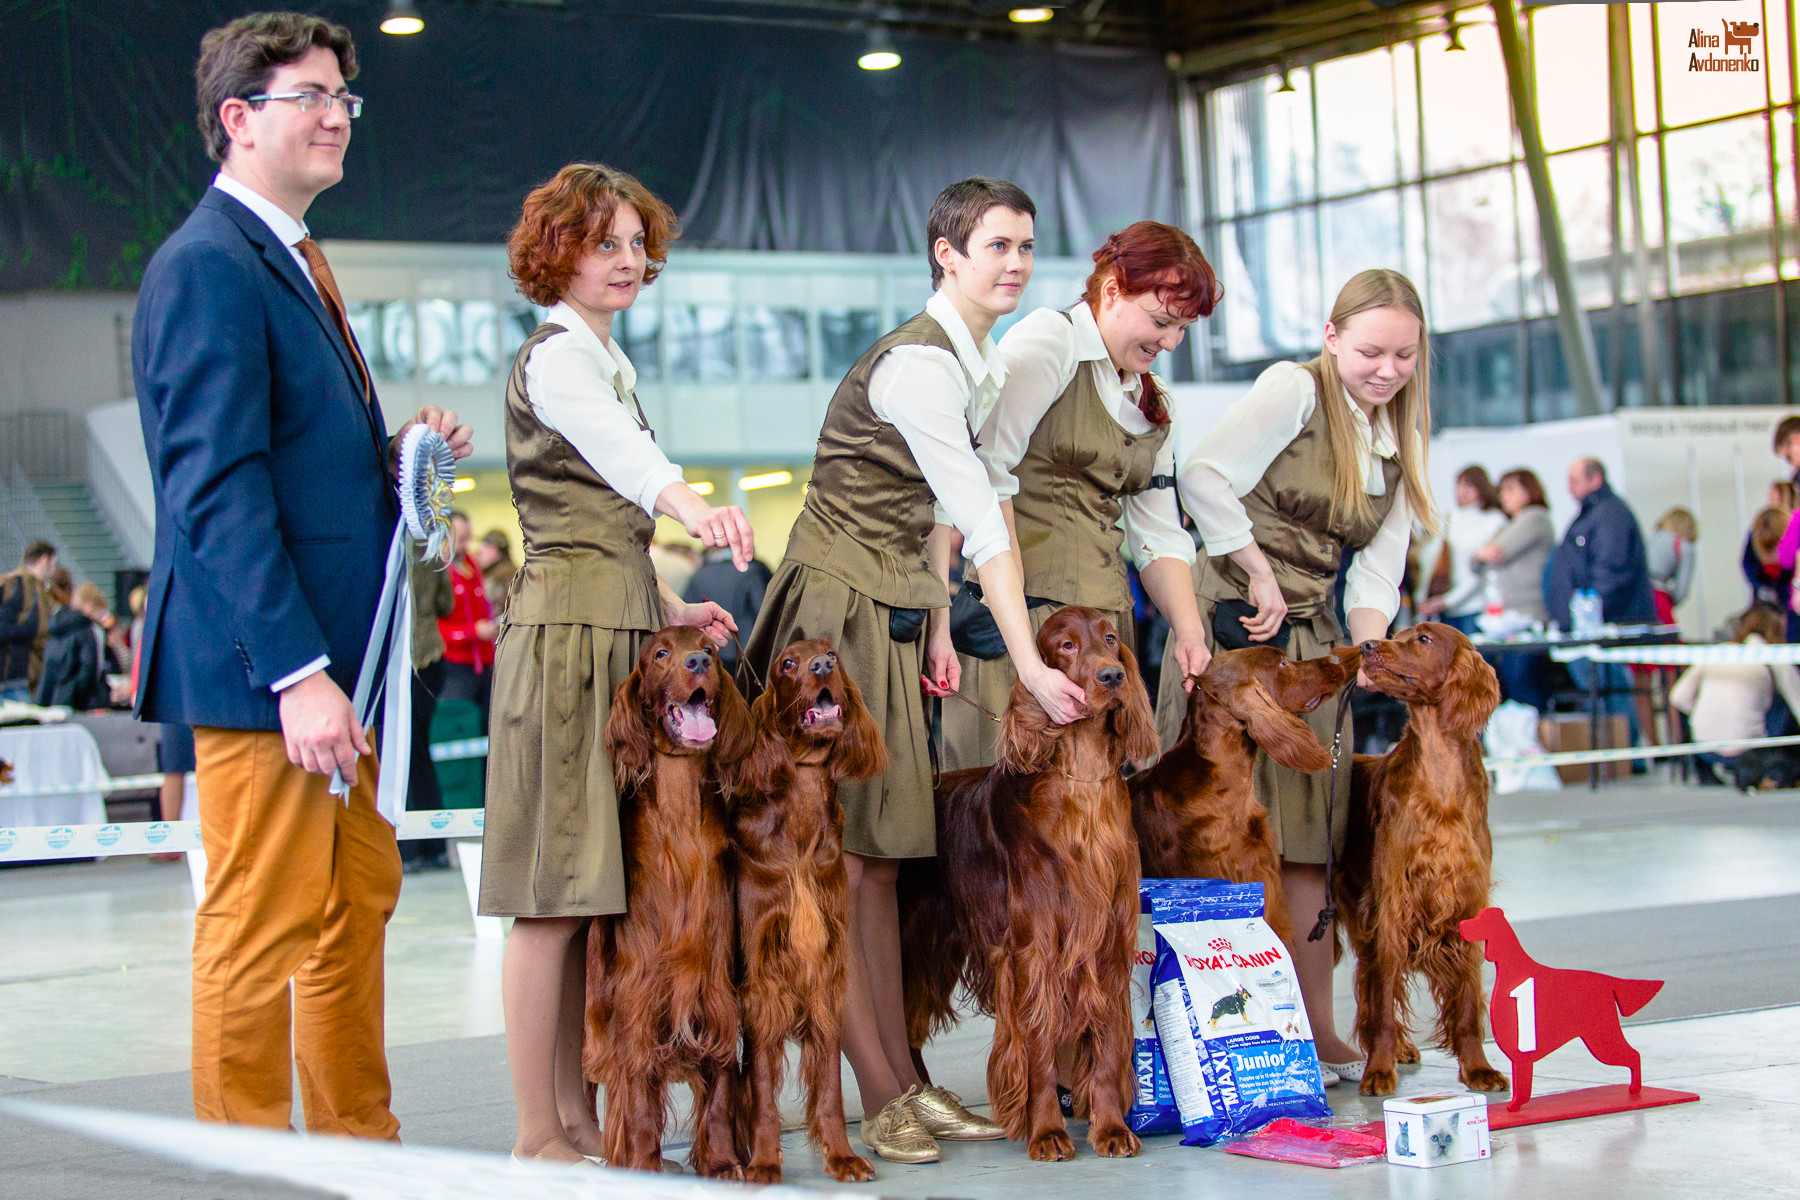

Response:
(1009, 7), (1054, 22)
(380, 1), (424, 35)
(689, 480), (715, 496)
(859, 26), (901, 71)
(451, 477), (474, 492)
(738, 470), (794, 490)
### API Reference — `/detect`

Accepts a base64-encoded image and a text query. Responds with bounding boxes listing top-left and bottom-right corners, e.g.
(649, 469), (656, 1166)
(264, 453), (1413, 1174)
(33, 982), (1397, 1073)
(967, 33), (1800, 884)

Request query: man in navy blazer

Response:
(133, 13), (470, 1136)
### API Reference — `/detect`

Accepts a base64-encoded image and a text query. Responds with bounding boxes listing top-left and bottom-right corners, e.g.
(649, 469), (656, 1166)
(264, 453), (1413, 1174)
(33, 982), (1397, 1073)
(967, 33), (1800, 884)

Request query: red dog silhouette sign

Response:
(1459, 908), (1698, 1125)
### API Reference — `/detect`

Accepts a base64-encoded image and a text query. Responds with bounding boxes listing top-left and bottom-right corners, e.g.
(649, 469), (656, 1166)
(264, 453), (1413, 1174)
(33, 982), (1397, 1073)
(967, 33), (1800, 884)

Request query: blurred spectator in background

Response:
(474, 529), (516, 619)
(649, 540), (699, 596)
(1648, 507), (1698, 626)
(1475, 467), (1555, 710)
(1547, 457), (1656, 751)
(438, 511), (495, 729)
(1775, 415), (1800, 484)
(1748, 506), (1791, 609)
(683, 546), (771, 672)
(35, 579), (106, 709)
(1417, 465), (1507, 633)
(403, 558), (457, 873)
(1672, 607), (1799, 785)
(0, 541), (57, 701)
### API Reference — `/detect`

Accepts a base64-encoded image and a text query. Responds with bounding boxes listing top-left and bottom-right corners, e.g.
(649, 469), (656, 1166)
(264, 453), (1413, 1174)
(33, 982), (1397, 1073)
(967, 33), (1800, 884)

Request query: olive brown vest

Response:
(1199, 364), (1402, 624)
(1012, 320), (1168, 613)
(782, 311), (961, 610)
(501, 323), (663, 632)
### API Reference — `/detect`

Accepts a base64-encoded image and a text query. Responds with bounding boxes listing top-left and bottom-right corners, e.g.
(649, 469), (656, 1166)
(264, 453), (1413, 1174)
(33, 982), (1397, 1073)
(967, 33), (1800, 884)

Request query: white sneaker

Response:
(1321, 1059), (1367, 1083)
(1321, 1066), (1342, 1088)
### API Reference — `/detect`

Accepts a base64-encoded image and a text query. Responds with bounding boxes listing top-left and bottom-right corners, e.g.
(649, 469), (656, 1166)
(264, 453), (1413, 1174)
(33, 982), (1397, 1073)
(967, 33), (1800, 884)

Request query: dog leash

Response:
(1308, 683), (1356, 943)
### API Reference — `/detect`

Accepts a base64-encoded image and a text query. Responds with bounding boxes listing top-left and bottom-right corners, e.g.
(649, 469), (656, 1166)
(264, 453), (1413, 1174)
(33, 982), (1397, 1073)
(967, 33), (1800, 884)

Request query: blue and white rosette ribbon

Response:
(329, 424), (458, 824)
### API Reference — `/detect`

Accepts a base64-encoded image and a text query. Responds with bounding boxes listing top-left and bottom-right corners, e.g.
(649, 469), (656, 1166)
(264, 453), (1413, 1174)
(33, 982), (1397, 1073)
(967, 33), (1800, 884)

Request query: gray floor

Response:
(3, 779), (1798, 1197)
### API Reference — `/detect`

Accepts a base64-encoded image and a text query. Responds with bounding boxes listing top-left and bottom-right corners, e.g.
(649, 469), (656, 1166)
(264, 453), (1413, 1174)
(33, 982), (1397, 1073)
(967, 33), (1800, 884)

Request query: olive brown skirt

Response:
(477, 621), (648, 917)
(743, 562), (933, 859)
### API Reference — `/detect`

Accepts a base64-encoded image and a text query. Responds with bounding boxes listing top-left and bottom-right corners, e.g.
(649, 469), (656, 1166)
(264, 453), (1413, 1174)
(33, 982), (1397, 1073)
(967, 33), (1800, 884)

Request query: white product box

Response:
(1384, 1092), (1492, 1168)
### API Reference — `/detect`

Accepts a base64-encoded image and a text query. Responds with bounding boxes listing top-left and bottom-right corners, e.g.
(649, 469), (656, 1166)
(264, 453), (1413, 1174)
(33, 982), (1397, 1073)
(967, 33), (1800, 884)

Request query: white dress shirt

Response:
(1423, 503), (1510, 617)
(1178, 360), (1414, 622)
(525, 302), (685, 516)
(984, 303), (1195, 571)
(213, 173), (331, 692)
(867, 291), (1011, 568)
(213, 172), (317, 296)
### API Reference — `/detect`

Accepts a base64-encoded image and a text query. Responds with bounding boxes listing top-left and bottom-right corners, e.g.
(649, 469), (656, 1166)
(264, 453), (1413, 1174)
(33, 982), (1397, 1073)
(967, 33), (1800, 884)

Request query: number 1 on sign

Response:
(1511, 976), (1537, 1052)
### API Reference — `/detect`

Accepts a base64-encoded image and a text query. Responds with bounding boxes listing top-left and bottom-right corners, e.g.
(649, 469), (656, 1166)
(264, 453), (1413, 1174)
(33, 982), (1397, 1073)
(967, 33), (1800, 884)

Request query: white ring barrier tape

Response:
(0, 808), (487, 863)
(1551, 642), (1800, 665)
(1482, 733), (1800, 771)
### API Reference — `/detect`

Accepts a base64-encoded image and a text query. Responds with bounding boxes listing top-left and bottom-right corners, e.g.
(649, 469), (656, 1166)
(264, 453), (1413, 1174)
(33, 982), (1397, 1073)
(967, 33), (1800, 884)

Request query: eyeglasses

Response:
(244, 91), (364, 118)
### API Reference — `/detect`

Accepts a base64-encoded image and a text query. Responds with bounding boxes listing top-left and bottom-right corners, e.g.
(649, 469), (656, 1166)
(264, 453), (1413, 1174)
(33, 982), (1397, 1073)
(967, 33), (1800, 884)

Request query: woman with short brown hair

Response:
(483, 162), (753, 1166)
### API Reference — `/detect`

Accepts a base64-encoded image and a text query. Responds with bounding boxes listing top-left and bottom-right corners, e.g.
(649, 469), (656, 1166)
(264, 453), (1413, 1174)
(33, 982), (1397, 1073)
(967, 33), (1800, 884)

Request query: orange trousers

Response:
(191, 727), (402, 1138)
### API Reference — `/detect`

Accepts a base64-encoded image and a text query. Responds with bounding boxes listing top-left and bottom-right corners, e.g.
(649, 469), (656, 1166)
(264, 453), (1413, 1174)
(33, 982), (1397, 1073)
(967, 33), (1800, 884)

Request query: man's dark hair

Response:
(20, 541), (55, 568)
(925, 177), (1036, 288)
(196, 12), (358, 163)
(1577, 457), (1606, 485)
(451, 510), (471, 525)
(1774, 415), (1800, 454)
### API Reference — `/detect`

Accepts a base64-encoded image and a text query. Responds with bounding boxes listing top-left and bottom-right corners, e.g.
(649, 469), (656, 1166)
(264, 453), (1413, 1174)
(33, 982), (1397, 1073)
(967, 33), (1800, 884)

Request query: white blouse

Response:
(1424, 503), (1510, 617)
(1177, 360), (1414, 622)
(867, 290), (1012, 568)
(525, 301), (684, 516)
(983, 303), (1194, 570)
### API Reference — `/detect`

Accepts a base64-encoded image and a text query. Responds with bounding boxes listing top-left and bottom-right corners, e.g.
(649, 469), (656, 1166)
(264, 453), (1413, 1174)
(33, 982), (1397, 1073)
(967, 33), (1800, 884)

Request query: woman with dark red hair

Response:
(940, 220), (1220, 769)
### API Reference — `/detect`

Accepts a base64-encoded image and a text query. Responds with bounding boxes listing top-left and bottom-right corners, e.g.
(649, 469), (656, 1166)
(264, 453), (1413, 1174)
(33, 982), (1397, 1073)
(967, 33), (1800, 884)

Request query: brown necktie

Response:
(296, 236), (372, 402)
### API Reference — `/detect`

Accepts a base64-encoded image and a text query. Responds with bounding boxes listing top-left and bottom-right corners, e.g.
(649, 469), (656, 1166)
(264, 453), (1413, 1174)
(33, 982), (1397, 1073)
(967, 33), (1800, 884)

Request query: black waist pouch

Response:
(888, 606), (928, 643)
(1212, 597), (1291, 653)
(949, 585), (1008, 660)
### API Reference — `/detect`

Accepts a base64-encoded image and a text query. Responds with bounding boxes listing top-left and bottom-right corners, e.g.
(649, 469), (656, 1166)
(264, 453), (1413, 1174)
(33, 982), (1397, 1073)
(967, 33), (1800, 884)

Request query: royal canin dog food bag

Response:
(1149, 883), (1331, 1144)
(1128, 879), (1230, 1135)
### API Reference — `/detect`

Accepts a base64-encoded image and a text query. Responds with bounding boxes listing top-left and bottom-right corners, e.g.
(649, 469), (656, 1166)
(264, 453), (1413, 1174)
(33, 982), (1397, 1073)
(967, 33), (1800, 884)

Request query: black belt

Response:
(960, 579), (1057, 609)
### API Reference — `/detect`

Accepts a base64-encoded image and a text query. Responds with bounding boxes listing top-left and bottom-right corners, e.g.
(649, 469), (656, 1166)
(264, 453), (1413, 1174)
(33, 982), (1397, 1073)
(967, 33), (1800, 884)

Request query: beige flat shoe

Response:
(859, 1086), (941, 1163)
(910, 1084), (1005, 1141)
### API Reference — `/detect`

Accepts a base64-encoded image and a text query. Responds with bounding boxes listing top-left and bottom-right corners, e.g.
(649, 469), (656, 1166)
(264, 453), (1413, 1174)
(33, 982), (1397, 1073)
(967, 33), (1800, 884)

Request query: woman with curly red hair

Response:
(940, 220), (1220, 769)
(480, 162), (754, 1166)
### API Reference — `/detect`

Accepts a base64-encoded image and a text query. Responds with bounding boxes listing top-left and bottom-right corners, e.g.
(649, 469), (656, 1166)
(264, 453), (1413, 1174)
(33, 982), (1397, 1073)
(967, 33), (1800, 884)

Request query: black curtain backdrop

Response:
(0, 2), (1179, 293)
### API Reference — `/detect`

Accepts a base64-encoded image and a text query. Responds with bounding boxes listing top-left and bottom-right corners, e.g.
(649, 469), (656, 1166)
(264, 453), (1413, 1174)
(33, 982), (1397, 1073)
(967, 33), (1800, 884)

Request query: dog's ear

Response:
(726, 688), (793, 797)
(603, 669), (653, 791)
(711, 671), (757, 767)
(831, 672), (889, 784)
(1112, 639), (1162, 770)
(1217, 677), (1332, 773)
(996, 677), (1059, 775)
(1438, 645), (1501, 737)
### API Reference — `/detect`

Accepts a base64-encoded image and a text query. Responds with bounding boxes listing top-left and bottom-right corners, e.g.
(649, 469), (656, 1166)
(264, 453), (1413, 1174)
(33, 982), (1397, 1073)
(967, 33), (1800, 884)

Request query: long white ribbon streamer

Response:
(329, 520), (412, 826)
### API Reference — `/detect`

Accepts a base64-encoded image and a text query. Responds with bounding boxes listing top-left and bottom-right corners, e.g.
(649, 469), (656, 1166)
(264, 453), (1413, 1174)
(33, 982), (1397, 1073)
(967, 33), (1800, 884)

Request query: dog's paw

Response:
(825, 1151), (876, 1183)
(1089, 1124), (1141, 1158)
(697, 1161), (745, 1182)
(1395, 1039), (1422, 1065)
(1027, 1128), (1077, 1162)
(742, 1162), (783, 1185)
(1462, 1066), (1510, 1093)
(1359, 1067), (1399, 1097)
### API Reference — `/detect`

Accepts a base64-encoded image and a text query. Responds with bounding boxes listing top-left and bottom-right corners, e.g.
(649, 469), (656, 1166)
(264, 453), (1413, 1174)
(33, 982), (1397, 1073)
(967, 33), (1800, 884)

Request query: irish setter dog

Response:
(901, 606), (1160, 1162)
(1338, 621), (1509, 1097)
(728, 637), (886, 1184)
(585, 626), (755, 1177)
(1130, 644), (1360, 947)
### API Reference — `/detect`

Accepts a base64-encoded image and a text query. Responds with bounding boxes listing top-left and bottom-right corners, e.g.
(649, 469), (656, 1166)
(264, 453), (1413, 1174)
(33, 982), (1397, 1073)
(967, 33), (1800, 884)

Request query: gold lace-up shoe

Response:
(909, 1084), (1006, 1140)
(858, 1086), (941, 1163)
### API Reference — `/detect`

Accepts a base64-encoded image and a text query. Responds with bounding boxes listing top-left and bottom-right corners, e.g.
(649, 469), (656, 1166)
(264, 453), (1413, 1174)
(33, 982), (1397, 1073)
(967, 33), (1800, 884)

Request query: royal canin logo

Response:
(1209, 937), (1232, 952)
(1184, 948), (1283, 971)
(1134, 949), (1155, 965)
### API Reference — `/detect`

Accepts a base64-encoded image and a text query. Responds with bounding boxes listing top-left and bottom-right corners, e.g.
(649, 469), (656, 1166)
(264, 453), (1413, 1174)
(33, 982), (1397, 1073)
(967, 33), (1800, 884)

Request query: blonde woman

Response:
(1157, 268), (1438, 1083)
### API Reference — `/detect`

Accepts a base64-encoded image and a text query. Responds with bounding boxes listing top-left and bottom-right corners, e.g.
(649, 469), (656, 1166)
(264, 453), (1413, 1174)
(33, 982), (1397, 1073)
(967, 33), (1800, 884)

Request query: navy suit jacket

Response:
(133, 186), (395, 731)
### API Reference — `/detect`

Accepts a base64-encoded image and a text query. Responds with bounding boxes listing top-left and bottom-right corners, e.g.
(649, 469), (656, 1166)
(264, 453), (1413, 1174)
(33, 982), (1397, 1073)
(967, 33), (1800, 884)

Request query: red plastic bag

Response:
(1222, 1118), (1387, 1168)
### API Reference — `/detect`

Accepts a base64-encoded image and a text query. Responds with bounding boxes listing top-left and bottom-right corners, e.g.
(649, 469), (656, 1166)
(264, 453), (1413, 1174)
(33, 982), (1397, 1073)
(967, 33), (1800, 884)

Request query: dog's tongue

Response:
(673, 701), (716, 743)
(803, 703), (842, 728)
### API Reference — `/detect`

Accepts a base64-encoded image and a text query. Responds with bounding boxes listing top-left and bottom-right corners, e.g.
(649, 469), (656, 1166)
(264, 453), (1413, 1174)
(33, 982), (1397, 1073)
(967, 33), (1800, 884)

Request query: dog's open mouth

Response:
(665, 688), (718, 745)
(801, 687), (842, 730)
(1300, 693), (1327, 713)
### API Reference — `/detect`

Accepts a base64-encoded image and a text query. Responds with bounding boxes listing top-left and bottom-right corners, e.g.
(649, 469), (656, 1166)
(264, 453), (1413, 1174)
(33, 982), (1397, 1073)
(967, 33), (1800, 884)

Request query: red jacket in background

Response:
(439, 555), (494, 671)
